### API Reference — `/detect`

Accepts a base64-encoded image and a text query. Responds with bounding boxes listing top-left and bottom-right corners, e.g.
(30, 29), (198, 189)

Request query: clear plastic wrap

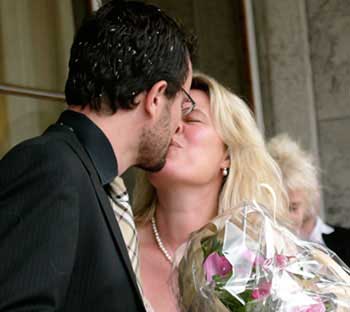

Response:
(176, 202), (350, 312)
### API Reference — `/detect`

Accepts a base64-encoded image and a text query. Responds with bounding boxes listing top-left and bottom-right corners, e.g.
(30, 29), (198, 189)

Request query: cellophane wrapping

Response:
(176, 202), (350, 312)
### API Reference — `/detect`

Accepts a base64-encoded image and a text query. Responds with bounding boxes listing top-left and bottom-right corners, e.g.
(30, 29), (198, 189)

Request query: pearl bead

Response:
(151, 216), (173, 263)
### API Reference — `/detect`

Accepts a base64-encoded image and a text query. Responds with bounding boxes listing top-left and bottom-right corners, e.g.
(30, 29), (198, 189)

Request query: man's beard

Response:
(136, 105), (172, 172)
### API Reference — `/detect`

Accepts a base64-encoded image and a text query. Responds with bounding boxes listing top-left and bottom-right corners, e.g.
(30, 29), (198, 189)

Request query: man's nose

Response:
(175, 119), (184, 134)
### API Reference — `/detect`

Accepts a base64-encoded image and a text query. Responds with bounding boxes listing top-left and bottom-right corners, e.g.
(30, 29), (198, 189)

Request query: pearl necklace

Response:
(151, 216), (173, 263)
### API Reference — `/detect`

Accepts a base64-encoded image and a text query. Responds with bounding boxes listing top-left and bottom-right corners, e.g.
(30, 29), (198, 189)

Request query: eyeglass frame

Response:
(181, 87), (196, 116)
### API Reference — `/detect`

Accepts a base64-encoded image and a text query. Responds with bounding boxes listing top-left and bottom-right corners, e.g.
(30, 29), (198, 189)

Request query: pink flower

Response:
(263, 254), (291, 270)
(293, 302), (326, 312)
(254, 254), (265, 266)
(251, 281), (271, 300)
(242, 249), (265, 266)
(275, 254), (289, 268)
(292, 296), (326, 312)
(243, 249), (256, 263)
(305, 303), (326, 312)
(203, 252), (232, 282)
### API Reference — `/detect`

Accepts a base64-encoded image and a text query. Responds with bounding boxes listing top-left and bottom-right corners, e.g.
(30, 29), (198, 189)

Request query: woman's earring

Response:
(223, 168), (228, 176)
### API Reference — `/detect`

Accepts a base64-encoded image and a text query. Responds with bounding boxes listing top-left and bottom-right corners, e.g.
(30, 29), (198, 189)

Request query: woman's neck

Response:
(153, 183), (220, 253)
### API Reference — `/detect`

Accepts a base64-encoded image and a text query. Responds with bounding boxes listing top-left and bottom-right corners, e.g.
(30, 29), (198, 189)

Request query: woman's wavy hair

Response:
(133, 72), (289, 224)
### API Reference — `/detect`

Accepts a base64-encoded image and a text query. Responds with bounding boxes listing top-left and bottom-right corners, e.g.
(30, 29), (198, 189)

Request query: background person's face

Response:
(288, 188), (307, 234)
(149, 89), (227, 187)
(136, 62), (193, 172)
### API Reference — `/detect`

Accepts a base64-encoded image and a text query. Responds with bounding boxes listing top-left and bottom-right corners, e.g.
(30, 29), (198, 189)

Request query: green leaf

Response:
(201, 236), (223, 259)
(216, 289), (254, 312)
(212, 272), (233, 289)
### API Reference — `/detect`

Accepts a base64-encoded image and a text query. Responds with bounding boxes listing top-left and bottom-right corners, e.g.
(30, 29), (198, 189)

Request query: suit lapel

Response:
(45, 125), (144, 307)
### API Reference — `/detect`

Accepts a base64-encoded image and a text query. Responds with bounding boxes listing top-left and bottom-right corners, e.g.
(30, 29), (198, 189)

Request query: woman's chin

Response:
(149, 162), (184, 185)
(150, 164), (175, 179)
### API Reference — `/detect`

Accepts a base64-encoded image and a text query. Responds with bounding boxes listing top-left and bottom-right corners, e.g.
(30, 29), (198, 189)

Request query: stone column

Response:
(253, 0), (350, 225)
(252, 0), (319, 156)
(306, 0), (350, 225)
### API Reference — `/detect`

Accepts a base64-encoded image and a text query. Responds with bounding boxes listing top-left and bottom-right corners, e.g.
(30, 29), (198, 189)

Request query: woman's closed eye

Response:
(289, 203), (300, 213)
(185, 116), (202, 123)
(184, 111), (206, 123)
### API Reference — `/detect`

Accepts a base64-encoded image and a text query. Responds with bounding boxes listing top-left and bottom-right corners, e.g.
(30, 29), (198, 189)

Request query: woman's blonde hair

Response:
(267, 133), (320, 218)
(133, 72), (289, 224)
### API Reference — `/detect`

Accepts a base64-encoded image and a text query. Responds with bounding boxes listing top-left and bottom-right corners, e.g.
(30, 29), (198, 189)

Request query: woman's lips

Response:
(170, 140), (182, 148)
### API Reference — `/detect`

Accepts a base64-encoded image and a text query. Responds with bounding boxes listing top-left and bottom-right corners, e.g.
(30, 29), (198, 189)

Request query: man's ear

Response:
(141, 80), (168, 118)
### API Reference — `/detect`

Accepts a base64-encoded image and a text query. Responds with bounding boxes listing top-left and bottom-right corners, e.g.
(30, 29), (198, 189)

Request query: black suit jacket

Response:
(0, 124), (145, 311)
(323, 225), (350, 268)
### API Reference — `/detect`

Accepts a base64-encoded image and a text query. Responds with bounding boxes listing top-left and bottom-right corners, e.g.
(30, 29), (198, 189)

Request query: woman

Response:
(268, 134), (350, 266)
(133, 72), (289, 311)
(267, 133), (321, 238)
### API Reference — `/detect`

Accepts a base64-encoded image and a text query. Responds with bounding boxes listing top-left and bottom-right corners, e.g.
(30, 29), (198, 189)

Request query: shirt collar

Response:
(308, 216), (334, 245)
(57, 110), (118, 185)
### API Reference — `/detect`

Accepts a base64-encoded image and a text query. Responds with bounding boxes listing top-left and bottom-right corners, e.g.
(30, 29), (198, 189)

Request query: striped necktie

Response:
(108, 177), (158, 311)
(107, 177), (140, 286)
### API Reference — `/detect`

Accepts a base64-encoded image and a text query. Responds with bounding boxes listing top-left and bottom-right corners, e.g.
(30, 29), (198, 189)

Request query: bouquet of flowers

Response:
(176, 202), (350, 311)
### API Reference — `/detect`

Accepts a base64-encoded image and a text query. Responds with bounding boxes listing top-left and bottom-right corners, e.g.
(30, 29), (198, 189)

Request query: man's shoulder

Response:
(0, 127), (86, 178)
(3, 126), (78, 160)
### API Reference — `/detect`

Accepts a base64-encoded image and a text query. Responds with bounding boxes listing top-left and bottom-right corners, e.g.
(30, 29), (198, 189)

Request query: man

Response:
(0, 1), (195, 311)
(268, 134), (350, 267)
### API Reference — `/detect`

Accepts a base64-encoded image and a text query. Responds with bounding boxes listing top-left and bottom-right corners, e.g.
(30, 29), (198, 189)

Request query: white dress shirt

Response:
(308, 217), (334, 245)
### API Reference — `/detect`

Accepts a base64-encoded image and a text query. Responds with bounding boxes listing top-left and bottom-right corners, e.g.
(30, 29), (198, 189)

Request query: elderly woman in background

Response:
(132, 72), (289, 312)
(268, 134), (350, 266)
(267, 134), (322, 239)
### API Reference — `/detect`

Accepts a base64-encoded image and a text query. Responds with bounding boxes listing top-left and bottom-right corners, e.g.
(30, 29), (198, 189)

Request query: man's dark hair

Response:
(65, 0), (195, 113)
